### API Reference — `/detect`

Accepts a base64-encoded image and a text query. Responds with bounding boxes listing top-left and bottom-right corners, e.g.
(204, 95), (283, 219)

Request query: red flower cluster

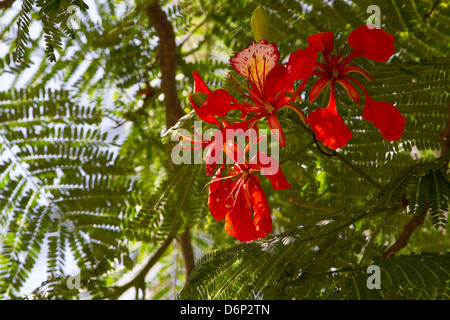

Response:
(307, 25), (405, 149)
(187, 71), (293, 242)
(208, 144), (291, 242)
(187, 25), (403, 242)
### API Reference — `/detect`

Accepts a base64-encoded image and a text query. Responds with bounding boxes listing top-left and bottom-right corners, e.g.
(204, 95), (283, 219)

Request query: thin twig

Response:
(107, 233), (175, 300)
(287, 197), (337, 213)
(335, 153), (383, 190)
(311, 134), (382, 190)
(313, 134), (338, 157)
(424, 0), (440, 17)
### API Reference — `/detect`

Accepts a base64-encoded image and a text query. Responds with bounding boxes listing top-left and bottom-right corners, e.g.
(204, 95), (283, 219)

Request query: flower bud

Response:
(251, 6), (270, 42)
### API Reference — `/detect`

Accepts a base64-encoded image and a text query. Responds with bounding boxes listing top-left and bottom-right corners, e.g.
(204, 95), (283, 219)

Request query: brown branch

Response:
(382, 204), (429, 259)
(145, 0), (183, 129)
(107, 233), (176, 300)
(145, 0), (195, 282)
(0, 0), (15, 9)
(108, 1), (196, 299)
(179, 226), (195, 279)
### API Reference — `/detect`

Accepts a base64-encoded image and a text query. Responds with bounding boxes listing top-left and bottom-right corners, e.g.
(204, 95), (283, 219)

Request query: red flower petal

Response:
(203, 89), (239, 117)
(204, 138), (223, 176)
(348, 25), (395, 62)
(286, 46), (318, 81)
(230, 40), (280, 79)
(189, 94), (221, 126)
(267, 113), (285, 148)
(342, 66), (374, 81)
(250, 152), (291, 191)
(336, 78), (360, 103)
(224, 180), (253, 241)
(362, 97), (405, 141)
(306, 32), (334, 54)
(192, 72), (212, 95)
(208, 169), (234, 222)
(227, 178), (272, 242)
(309, 77), (331, 103)
(224, 211), (238, 239)
(309, 107), (353, 150)
(224, 140), (247, 167)
(192, 89), (239, 126)
(248, 179), (272, 238)
(308, 84), (353, 150)
(264, 64), (294, 104)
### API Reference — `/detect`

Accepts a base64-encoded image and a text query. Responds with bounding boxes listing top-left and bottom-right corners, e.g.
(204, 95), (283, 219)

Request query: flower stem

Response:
(335, 153), (382, 190)
(287, 197), (337, 213)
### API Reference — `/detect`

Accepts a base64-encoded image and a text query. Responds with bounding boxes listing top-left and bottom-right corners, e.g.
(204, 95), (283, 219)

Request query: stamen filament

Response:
(202, 171), (241, 193)
(342, 75), (369, 98)
(339, 49), (357, 69)
(229, 73), (265, 106)
(248, 69), (266, 104)
(253, 54), (266, 100)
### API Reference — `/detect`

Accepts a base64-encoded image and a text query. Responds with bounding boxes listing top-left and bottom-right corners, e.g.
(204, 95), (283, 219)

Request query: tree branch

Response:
(145, 0), (195, 283)
(424, 0), (440, 17)
(108, 233), (176, 300)
(0, 0), (15, 9)
(382, 204), (429, 259)
(179, 226), (195, 279)
(145, 0), (183, 129)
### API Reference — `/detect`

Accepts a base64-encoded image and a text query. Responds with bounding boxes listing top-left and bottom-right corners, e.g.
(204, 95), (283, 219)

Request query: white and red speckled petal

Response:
(230, 40), (280, 80)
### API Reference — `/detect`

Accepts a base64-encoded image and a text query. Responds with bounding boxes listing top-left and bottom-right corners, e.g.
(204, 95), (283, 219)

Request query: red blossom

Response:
(228, 40), (318, 147)
(189, 72), (242, 127)
(307, 25), (404, 149)
(188, 25), (403, 243)
(179, 119), (252, 176)
(308, 81), (353, 149)
(208, 142), (291, 242)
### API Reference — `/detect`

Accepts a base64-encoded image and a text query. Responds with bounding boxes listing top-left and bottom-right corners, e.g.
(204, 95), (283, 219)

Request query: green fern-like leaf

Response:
(341, 252), (450, 300)
(0, 87), (139, 297)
